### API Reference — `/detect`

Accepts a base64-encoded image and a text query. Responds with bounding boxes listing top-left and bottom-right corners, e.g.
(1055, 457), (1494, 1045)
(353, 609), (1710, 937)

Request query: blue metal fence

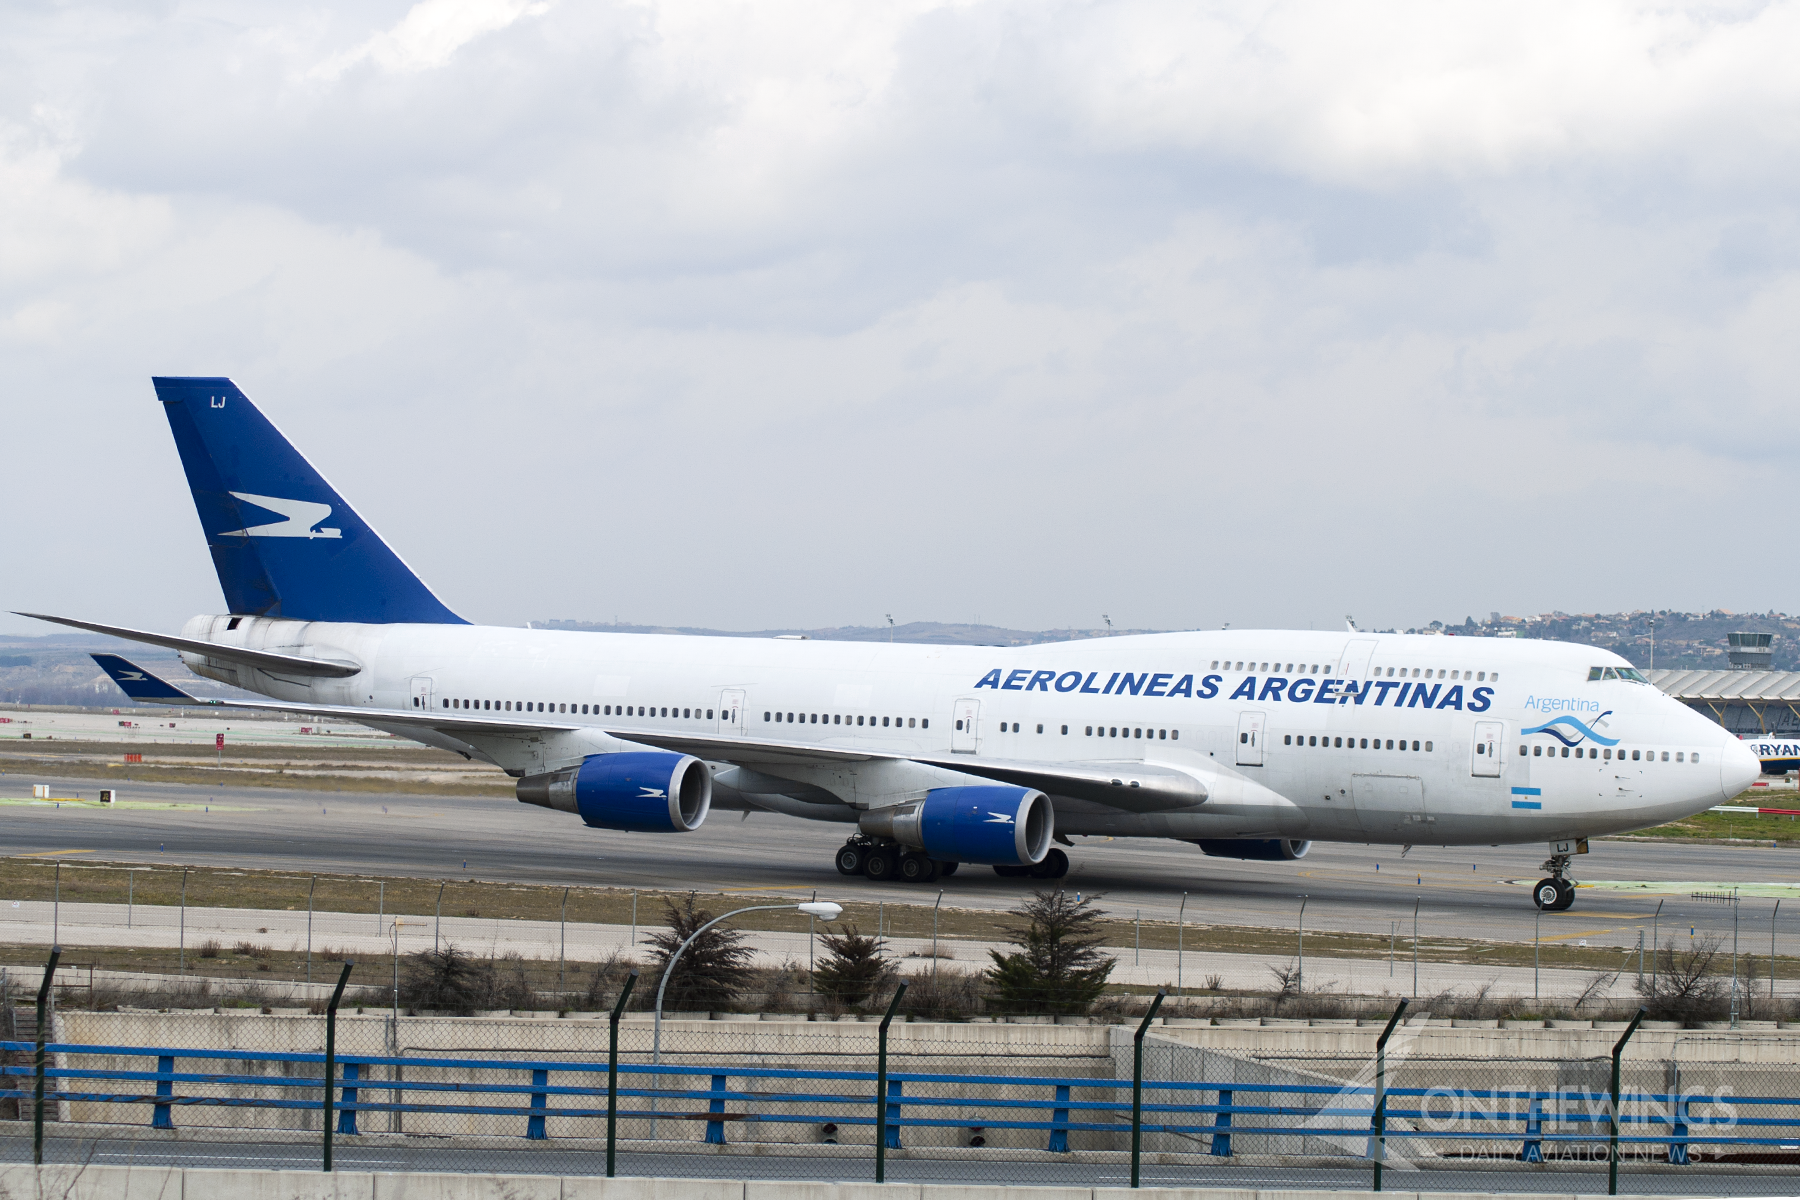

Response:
(5, 1038), (1798, 1163)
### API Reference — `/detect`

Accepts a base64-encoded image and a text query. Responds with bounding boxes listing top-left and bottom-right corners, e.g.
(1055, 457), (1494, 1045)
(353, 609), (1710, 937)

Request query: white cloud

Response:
(314, 0), (553, 78)
(4, 1), (1800, 634)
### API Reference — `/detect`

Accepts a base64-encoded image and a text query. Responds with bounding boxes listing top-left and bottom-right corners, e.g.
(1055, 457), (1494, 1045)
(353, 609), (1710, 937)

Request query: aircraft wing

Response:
(89, 655), (582, 736)
(606, 729), (1208, 811)
(28, 612), (362, 678)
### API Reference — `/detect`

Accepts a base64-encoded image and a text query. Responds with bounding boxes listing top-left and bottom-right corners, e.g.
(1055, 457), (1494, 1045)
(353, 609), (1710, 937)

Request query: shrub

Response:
(814, 925), (896, 1011)
(1635, 935), (1731, 1025)
(985, 889), (1115, 1015)
(644, 895), (755, 1012)
(197, 940), (220, 959)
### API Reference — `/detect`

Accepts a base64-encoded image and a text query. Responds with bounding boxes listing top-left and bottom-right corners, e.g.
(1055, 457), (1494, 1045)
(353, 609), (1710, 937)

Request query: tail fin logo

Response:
(220, 492), (342, 540)
(116, 669), (146, 681)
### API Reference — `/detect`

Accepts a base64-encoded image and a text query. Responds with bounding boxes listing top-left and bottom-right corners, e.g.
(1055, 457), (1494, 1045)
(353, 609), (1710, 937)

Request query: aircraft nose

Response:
(1720, 735), (1761, 801)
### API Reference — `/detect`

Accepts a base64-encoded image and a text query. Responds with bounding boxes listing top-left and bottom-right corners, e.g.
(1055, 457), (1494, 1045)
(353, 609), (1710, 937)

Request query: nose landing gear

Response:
(1533, 852), (1577, 911)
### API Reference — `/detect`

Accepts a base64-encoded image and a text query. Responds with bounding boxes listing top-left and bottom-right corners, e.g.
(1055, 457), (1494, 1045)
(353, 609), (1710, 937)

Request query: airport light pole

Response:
(650, 900), (843, 1136)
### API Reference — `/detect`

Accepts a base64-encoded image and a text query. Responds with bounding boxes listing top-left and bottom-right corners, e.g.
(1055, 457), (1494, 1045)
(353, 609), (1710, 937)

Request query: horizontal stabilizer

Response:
(18, 612), (363, 679)
(90, 655), (195, 702)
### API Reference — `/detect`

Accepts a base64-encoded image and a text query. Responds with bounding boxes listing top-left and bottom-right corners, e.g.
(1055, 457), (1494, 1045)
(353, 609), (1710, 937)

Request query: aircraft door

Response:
(717, 689), (745, 736)
(951, 698), (980, 753)
(1235, 711), (1266, 766)
(1471, 720), (1503, 777)
(409, 675), (434, 711)
(1336, 639), (1377, 685)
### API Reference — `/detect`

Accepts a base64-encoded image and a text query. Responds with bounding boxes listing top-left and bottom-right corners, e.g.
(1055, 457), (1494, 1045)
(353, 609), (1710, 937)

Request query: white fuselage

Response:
(179, 616), (1758, 848)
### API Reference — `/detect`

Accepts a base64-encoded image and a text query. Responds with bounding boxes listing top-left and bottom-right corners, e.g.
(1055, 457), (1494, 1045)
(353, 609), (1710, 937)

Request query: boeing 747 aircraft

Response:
(27, 379), (1760, 911)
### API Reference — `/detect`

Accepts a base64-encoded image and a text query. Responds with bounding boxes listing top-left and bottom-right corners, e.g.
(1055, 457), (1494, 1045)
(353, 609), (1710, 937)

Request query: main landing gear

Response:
(1532, 852), (1577, 912)
(832, 837), (1068, 882)
(834, 835), (960, 884)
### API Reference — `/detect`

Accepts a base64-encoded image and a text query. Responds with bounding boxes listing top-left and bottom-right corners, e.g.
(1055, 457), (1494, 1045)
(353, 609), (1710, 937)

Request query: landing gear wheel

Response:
(1532, 879), (1561, 911)
(899, 853), (940, 883)
(1029, 848), (1070, 879)
(993, 864), (1030, 878)
(938, 861), (958, 877)
(864, 847), (897, 881)
(835, 844), (868, 876)
(1552, 879), (1577, 911)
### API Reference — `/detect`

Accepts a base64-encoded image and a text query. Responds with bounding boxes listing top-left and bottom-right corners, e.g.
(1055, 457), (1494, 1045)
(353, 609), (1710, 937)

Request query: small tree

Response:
(398, 943), (488, 1015)
(986, 889), (1115, 1014)
(814, 925), (895, 1011)
(645, 895), (755, 1012)
(1634, 935), (1730, 1025)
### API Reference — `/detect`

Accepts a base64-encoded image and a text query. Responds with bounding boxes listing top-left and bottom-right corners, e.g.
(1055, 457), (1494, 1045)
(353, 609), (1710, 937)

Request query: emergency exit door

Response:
(717, 689), (745, 736)
(1471, 720), (1503, 777)
(952, 698), (980, 753)
(410, 675), (434, 711)
(1235, 710), (1266, 766)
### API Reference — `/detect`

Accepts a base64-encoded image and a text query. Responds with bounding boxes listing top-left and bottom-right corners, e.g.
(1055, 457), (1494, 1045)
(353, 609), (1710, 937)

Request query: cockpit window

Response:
(1592, 665), (1648, 683)
(1588, 667), (1604, 681)
(1617, 666), (1647, 683)
(1601, 667), (1619, 680)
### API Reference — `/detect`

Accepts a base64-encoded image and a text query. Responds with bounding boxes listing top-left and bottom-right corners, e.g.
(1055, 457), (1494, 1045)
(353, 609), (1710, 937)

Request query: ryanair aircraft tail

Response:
(152, 377), (465, 625)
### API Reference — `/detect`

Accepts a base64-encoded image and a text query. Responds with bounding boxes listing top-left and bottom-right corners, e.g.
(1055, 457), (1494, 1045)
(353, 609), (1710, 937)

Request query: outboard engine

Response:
(518, 752), (711, 832)
(1192, 838), (1311, 861)
(859, 785), (1053, 865)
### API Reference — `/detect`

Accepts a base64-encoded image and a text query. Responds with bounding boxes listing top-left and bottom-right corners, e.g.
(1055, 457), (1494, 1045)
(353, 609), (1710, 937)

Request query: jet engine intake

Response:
(1192, 838), (1311, 861)
(859, 785), (1052, 865)
(517, 751), (710, 832)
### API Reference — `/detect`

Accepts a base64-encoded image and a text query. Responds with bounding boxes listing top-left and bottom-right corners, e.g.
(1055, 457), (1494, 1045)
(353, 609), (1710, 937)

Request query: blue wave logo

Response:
(1522, 711), (1617, 747)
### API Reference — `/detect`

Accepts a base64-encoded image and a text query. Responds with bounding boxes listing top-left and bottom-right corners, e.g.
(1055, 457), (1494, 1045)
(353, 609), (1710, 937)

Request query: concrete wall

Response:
(0, 1165), (1674, 1200)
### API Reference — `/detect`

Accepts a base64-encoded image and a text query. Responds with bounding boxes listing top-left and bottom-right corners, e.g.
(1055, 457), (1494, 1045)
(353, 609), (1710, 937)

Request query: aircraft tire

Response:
(938, 861), (958, 877)
(835, 845), (868, 876)
(1532, 879), (1561, 911)
(865, 848), (898, 881)
(1552, 879), (1577, 911)
(992, 864), (1030, 878)
(899, 853), (939, 884)
(1029, 849), (1069, 880)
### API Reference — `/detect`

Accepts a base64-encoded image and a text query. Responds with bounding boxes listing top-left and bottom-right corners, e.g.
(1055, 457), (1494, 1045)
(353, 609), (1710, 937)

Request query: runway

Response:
(3, 768), (1796, 954)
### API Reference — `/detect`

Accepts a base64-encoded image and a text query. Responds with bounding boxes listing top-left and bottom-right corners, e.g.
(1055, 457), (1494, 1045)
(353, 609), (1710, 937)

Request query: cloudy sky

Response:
(6, 0), (1797, 638)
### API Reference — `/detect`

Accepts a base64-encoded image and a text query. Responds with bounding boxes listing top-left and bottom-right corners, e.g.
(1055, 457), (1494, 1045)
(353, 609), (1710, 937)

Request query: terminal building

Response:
(1650, 632), (1799, 772)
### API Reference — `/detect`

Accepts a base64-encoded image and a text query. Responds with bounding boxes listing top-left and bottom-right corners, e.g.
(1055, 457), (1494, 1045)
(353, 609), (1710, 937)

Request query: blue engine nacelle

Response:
(858, 785), (1053, 865)
(516, 752), (711, 832)
(1192, 838), (1311, 861)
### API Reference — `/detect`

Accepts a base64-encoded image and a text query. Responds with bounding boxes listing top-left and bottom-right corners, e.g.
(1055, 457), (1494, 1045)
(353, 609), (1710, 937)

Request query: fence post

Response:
(705, 1073), (729, 1145)
(1609, 1007), (1646, 1195)
(337, 1063), (359, 1136)
(1210, 1088), (1232, 1156)
(152, 1055), (175, 1129)
(33, 946), (61, 1166)
(875, 980), (909, 1184)
(1521, 1096), (1542, 1162)
(528, 1069), (549, 1139)
(1372, 997), (1408, 1191)
(1048, 1084), (1070, 1152)
(607, 970), (638, 1179)
(322, 961), (355, 1173)
(1130, 990), (1167, 1188)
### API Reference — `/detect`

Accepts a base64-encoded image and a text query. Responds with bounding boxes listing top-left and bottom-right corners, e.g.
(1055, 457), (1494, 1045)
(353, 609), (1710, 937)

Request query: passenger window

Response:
(1692, 753), (1699, 764)
(1334, 737), (1342, 747)
(1285, 663), (1293, 672)
(1235, 661), (1243, 670)
(1386, 739), (1394, 749)
(1111, 727), (1118, 737)
(857, 716), (865, 726)
(1676, 752), (1684, 763)
(709, 710), (715, 719)
(1036, 723), (1044, 734)
(1423, 741), (1431, 751)
(1240, 732), (1249, 743)
(1014, 722), (1022, 732)
(1478, 672), (1486, 681)
(910, 718), (917, 728)
(1171, 730), (1179, 740)
(955, 720), (963, 731)
(1134, 728), (1142, 738)
(1062, 725), (1069, 734)
(883, 717), (890, 727)
(764, 712), (771, 721)
(1491, 673), (1499, 682)
(1285, 735), (1293, 745)
(1308, 736), (1315, 746)
(1360, 738), (1368, 748)
(1533, 746), (1541, 756)
(1560, 747), (1569, 758)
(921, 719), (927, 729)
(1086, 726), (1093, 735)
(1661, 751), (1669, 762)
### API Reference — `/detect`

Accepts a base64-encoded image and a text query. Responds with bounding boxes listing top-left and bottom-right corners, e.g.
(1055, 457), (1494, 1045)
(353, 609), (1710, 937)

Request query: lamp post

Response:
(650, 900), (843, 1136)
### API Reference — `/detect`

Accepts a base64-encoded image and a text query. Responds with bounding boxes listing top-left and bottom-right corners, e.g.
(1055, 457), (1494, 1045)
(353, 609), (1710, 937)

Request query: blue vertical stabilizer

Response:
(152, 377), (466, 624)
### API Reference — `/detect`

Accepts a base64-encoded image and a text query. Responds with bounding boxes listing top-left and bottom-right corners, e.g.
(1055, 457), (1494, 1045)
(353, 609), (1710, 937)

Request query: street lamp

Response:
(649, 900), (843, 1134)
